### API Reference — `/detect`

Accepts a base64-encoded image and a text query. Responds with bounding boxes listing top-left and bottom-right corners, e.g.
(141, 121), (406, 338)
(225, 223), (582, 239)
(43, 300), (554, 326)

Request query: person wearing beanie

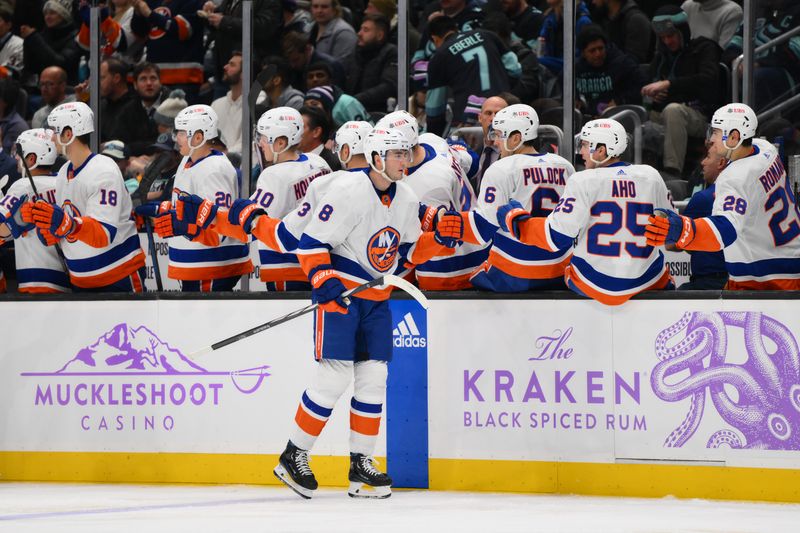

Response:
(303, 84), (369, 129)
(153, 89), (189, 135)
(681, 0), (742, 49)
(20, 0), (81, 85)
(642, 5), (721, 178)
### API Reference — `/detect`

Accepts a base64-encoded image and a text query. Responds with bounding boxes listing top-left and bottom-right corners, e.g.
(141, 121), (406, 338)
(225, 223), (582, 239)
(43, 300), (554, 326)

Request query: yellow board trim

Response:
(429, 458), (800, 503)
(3, 453), (800, 503)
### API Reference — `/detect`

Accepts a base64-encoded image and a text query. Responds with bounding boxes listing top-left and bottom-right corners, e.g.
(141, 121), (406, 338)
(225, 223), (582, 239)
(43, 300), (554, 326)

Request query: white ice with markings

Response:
(1, 483), (799, 532)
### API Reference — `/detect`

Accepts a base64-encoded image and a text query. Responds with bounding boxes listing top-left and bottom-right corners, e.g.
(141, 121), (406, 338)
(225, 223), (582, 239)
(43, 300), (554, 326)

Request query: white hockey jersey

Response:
(705, 139), (800, 289)
(296, 170), (422, 301)
(418, 132), (477, 209)
(169, 150), (252, 281)
(250, 152), (330, 282)
(0, 175), (69, 292)
(470, 151), (575, 281)
(55, 154), (145, 288)
(544, 162), (674, 304)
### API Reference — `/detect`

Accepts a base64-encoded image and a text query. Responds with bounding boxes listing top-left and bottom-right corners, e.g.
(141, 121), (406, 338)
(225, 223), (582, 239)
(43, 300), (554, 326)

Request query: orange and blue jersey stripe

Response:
(65, 234), (146, 289)
(565, 254), (672, 306)
(17, 268), (70, 293)
(167, 243), (251, 281)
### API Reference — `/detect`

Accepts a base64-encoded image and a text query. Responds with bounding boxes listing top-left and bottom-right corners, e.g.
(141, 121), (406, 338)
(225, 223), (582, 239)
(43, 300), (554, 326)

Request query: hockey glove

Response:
(228, 198), (266, 233)
(434, 210), (464, 248)
(309, 266), (349, 314)
(496, 199), (532, 239)
(133, 201), (172, 218)
(0, 194), (35, 238)
(645, 208), (695, 248)
(176, 193), (218, 229)
(154, 211), (200, 240)
(36, 228), (58, 247)
(30, 200), (77, 238)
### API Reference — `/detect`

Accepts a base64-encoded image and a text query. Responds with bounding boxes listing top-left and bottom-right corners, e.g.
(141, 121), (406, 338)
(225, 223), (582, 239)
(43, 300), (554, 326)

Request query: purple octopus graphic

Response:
(651, 312), (800, 450)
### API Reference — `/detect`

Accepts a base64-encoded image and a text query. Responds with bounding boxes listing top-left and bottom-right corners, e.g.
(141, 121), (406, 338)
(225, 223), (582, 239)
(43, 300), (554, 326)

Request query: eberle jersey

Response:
(55, 154), (145, 288)
(706, 139), (800, 289)
(250, 153), (331, 282)
(169, 150), (252, 280)
(0, 175), (69, 292)
(296, 170), (422, 301)
(545, 162), (674, 304)
(470, 152), (575, 284)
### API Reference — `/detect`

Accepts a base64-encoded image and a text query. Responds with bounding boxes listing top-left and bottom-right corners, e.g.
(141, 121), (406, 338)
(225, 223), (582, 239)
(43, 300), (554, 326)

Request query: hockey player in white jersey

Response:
(645, 103), (800, 290)
(271, 128), (462, 499)
(498, 118), (674, 305)
(0, 129), (69, 292)
(22, 102), (146, 292)
(458, 104), (576, 292)
(146, 104), (252, 291)
(376, 110), (485, 289)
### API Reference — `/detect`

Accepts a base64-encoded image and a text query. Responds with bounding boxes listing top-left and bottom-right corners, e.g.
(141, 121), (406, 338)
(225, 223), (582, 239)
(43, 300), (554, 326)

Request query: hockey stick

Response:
(187, 274), (428, 360)
(16, 143), (69, 270)
(132, 154), (172, 292)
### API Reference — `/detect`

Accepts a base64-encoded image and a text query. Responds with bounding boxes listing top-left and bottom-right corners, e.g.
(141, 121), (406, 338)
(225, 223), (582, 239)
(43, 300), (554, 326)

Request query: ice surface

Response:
(0, 482), (798, 533)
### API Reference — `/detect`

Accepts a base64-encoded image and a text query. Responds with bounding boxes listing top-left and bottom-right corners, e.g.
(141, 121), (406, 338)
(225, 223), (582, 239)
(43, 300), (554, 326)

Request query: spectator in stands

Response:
(99, 57), (151, 147)
(21, 0), (81, 85)
(139, 133), (180, 201)
(31, 66), (74, 129)
(538, 0), (593, 74)
(576, 24), (645, 117)
(364, 0), (420, 50)
(0, 78), (27, 153)
(303, 84), (369, 128)
(725, 0), (800, 113)
(299, 105), (340, 170)
(153, 89), (188, 136)
(111, 0), (137, 47)
(211, 51), (244, 154)
(425, 15), (521, 135)
(348, 14), (397, 114)
(281, 30), (346, 90)
(260, 57), (305, 110)
(131, 0), (205, 102)
(306, 62), (333, 89)
(0, 5), (24, 75)
(202, 0), (282, 100)
(475, 95), (511, 190)
(133, 62), (168, 141)
(482, 12), (542, 105)
(101, 139), (132, 182)
(590, 0), (653, 63)
(500, 0), (544, 50)
(675, 143), (728, 290)
(281, 0), (313, 36)
(681, 0), (742, 50)
(642, 5), (720, 177)
(309, 0), (357, 67)
(77, 1), (128, 58)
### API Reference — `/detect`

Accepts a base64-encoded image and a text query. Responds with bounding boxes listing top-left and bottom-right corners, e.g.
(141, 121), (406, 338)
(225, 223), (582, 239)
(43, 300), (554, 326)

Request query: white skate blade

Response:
(273, 464), (314, 500)
(347, 481), (391, 499)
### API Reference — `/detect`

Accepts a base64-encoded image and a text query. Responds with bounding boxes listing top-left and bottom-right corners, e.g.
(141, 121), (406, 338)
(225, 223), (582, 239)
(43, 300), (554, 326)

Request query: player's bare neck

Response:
(189, 145), (214, 163)
(411, 145), (426, 166)
(68, 143), (93, 168)
(728, 145), (753, 162)
(345, 155), (368, 170)
(276, 150), (301, 164)
(368, 170), (392, 191)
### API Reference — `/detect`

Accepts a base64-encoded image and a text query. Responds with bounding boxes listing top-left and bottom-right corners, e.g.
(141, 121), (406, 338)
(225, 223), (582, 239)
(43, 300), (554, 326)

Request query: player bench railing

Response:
(449, 125), (565, 157)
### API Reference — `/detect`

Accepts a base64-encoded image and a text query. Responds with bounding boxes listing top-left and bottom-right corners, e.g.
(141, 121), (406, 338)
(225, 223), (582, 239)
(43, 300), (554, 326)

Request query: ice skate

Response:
(348, 453), (392, 499)
(273, 441), (318, 499)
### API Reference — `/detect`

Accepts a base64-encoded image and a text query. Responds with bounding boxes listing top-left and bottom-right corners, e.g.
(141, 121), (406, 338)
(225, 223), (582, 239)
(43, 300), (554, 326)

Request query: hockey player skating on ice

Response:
(269, 128), (463, 499)
(645, 103), (800, 290)
(0, 129), (70, 293)
(21, 102), (146, 292)
(496, 118), (674, 304)
(144, 104), (252, 291)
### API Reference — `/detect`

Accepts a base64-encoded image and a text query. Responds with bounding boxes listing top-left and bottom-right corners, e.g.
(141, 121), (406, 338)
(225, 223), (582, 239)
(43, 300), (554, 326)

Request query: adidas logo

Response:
(392, 312), (427, 348)
(616, 169), (626, 175)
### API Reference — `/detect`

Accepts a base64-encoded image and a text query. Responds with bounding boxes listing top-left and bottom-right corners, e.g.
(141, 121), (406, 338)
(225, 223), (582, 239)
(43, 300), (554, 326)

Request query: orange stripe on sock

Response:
(295, 404), (327, 436)
(350, 412), (381, 436)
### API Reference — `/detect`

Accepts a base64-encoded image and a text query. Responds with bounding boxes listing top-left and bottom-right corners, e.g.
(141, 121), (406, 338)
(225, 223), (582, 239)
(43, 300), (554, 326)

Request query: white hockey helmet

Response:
(48, 101), (94, 137)
(256, 107), (304, 147)
(174, 104), (219, 140)
(376, 110), (419, 146)
(364, 127), (412, 181)
(579, 119), (628, 164)
(710, 103), (757, 151)
(491, 104), (539, 152)
(16, 128), (58, 169)
(334, 121), (372, 164)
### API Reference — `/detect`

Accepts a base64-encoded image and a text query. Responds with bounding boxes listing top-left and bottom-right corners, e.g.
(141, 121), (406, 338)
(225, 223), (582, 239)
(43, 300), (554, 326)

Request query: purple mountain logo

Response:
(59, 323), (207, 374)
(652, 312), (800, 450)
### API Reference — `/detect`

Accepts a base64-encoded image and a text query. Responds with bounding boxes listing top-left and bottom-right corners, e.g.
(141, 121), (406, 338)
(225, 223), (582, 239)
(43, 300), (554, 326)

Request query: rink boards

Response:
(1, 294), (799, 502)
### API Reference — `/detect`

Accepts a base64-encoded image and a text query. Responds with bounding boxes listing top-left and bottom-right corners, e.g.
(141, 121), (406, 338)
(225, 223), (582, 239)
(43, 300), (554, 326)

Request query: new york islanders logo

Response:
(367, 227), (400, 272)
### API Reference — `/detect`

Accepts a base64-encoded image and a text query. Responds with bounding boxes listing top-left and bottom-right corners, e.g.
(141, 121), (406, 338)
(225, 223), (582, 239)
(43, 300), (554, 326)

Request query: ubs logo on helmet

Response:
(366, 227), (400, 272)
